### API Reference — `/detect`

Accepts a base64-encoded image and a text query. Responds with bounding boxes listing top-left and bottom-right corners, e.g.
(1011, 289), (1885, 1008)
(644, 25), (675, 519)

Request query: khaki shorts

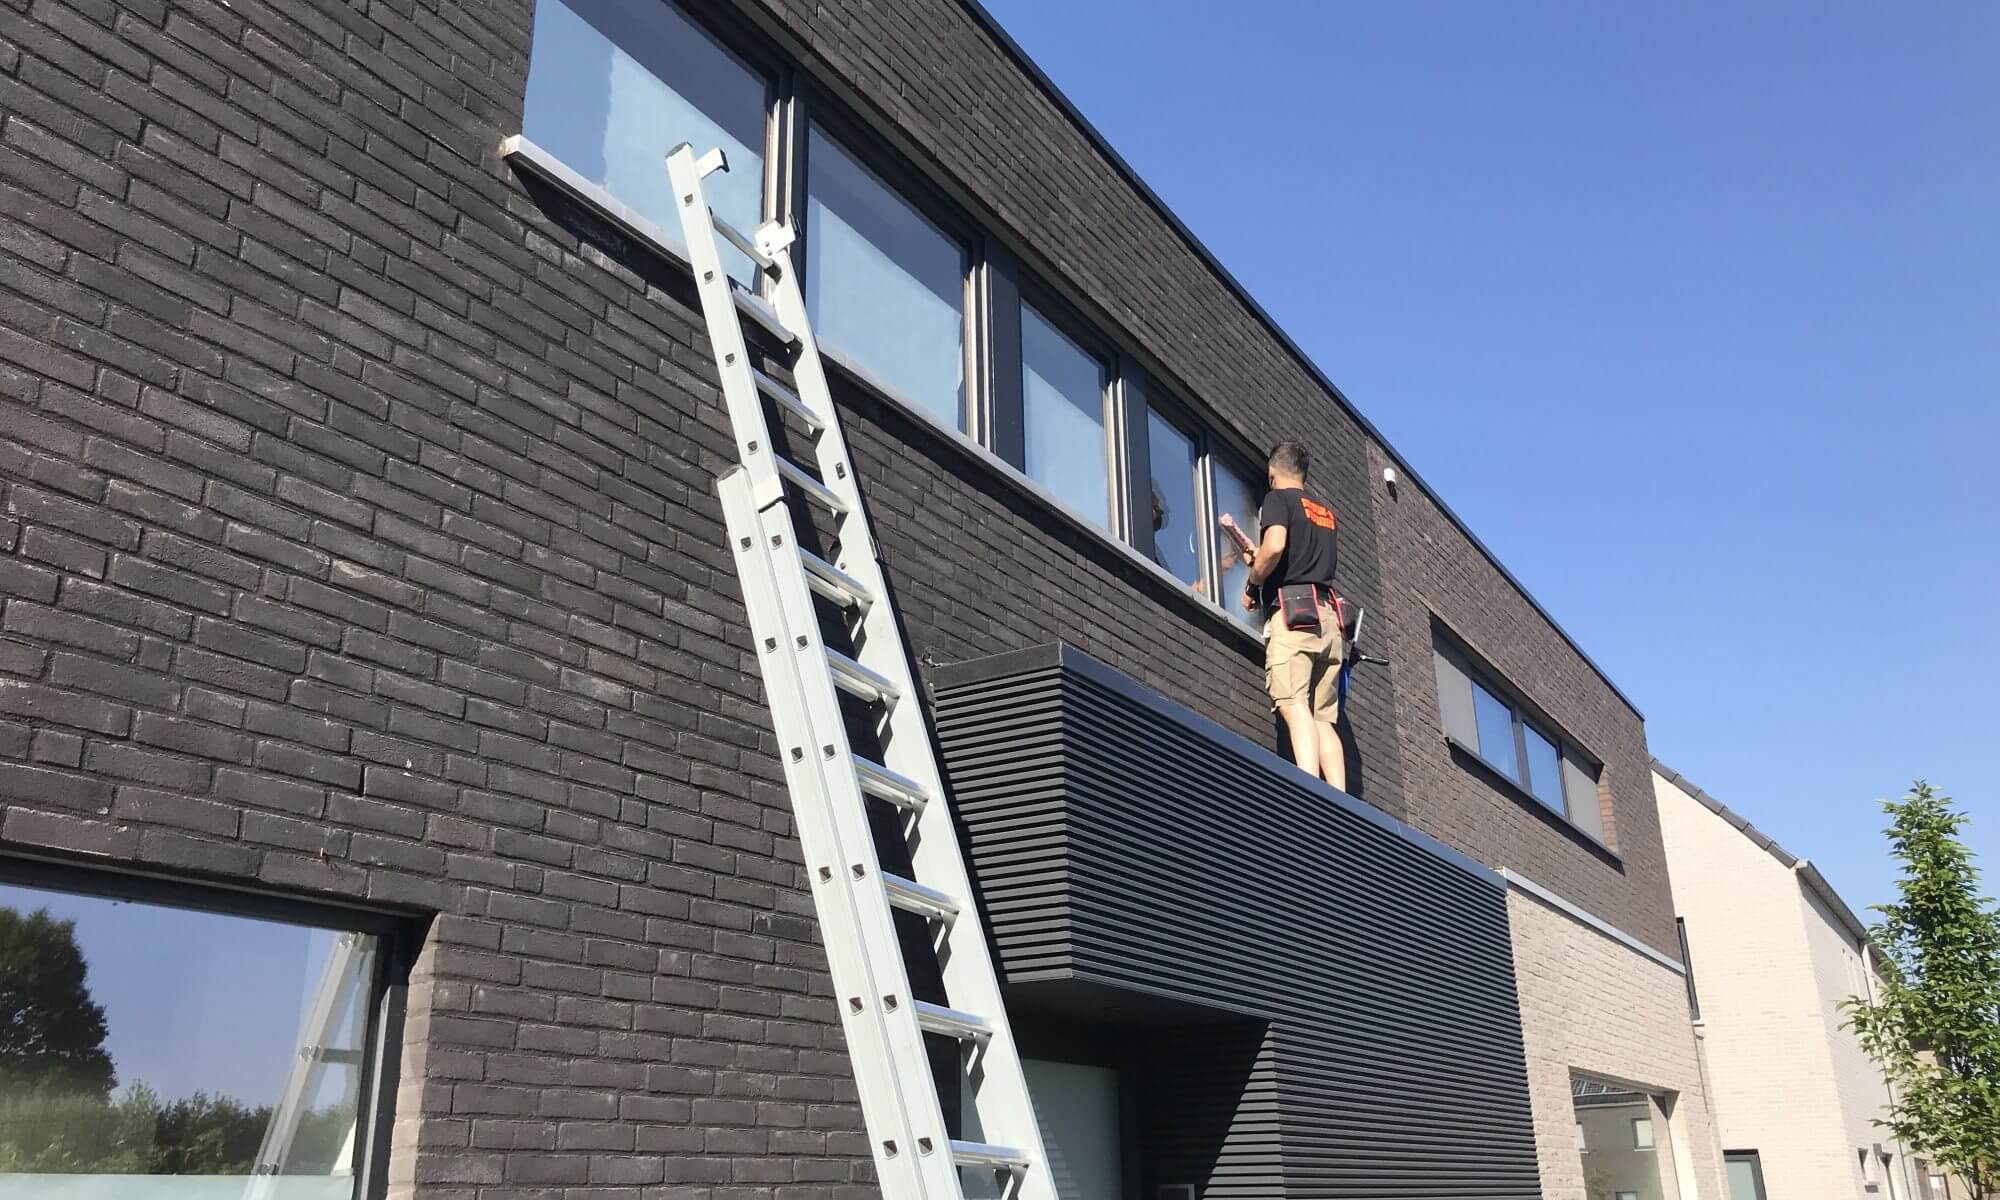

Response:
(1264, 605), (1343, 722)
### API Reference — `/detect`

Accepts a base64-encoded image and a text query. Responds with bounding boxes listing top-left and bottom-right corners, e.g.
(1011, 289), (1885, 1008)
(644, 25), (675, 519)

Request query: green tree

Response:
(1847, 782), (2000, 1196)
(0, 907), (115, 1098)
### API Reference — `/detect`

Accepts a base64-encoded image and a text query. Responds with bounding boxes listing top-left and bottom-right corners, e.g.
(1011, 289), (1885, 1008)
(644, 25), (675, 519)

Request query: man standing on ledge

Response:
(1223, 441), (1345, 791)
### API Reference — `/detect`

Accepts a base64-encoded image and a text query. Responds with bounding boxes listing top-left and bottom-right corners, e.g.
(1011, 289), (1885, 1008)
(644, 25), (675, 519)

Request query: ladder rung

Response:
(731, 284), (793, 345)
(776, 457), (849, 515)
(801, 550), (874, 610)
(915, 1000), (993, 1043)
(753, 368), (824, 434)
(950, 1140), (1029, 1172)
(854, 755), (928, 812)
(826, 648), (899, 705)
(712, 213), (777, 272)
(883, 872), (960, 924)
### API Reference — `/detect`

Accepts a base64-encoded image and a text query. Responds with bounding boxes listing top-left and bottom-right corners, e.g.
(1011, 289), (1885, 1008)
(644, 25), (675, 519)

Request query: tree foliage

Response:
(0, 907), (115, 1099)
(1847, 781), (2000, 1196)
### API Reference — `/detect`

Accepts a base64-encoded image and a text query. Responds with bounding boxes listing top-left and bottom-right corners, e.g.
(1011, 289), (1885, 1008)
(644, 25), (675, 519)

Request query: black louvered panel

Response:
(933, 645), (1544, 1200)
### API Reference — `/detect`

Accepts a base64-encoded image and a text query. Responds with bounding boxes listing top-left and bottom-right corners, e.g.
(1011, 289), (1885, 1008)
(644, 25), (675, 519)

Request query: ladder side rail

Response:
(243, 934), (363, 1200)
(664, 146), (788, 512)
(719, 468), (938, 1197)
(738, 472), (966, 1198)
(762, 248), (1056, 1200)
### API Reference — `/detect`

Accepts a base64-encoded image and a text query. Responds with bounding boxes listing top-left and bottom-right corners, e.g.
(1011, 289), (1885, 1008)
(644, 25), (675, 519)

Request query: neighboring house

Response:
(1655, 761), (1933, 1200)
(0, 0), (1727, 1192)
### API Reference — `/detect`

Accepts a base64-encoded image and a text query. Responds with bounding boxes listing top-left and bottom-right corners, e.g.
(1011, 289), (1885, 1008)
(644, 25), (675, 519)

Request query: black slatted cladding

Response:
(933, 644), (1544, 1199)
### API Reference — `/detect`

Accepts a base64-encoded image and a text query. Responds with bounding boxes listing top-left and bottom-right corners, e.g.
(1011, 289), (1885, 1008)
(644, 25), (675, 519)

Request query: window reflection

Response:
(0, 881), (379, 1197)
(1473, 683), (1518, 780)
(1211, 459), (1262, 628)
(807, 127), (967, 430)
(1145, 409), (1201, 588)
(523, 0), (768, 284)
(1020, 304), (1110, 530)
(1523, 723), (1564, 812)
(1573, 1075), (1671, 1200)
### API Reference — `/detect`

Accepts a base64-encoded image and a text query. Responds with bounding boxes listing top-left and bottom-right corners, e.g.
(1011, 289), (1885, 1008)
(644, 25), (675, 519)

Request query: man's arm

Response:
(1245, 524), (1287, 586)
(1239, 524), (1286, 609)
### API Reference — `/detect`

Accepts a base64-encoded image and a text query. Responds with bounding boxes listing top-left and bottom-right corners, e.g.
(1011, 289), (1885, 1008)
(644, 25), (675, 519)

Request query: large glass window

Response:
(523, 0), (768, 282)
(807, 127), (968, 430)
(1211, 457), (1263, 629)
(1434, 635), (1606, 840)
(1573, 1075), (1672, 1200)
(1145, 408), (1202, 588)
(0, 874), (387, 1196)
(1020, 303), (1110, 529)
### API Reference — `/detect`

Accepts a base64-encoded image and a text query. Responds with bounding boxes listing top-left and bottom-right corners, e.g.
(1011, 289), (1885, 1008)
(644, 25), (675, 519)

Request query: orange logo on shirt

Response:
(1301, 498), (1337, 531)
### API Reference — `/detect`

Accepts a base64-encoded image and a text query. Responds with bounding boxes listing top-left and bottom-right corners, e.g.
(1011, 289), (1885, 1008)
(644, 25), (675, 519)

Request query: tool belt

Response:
(1277, 583), (1341, 634)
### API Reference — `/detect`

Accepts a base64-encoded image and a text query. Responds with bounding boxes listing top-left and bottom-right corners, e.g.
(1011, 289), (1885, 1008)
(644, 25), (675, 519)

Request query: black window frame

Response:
(1725, 1151), (1770, 1200)
(1432, 626), (1609, 842)
(0, 854), (413, 1200)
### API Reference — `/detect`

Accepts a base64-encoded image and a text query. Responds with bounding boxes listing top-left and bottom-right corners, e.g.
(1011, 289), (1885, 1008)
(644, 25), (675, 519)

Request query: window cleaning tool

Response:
(668, 143), (1051, 1200)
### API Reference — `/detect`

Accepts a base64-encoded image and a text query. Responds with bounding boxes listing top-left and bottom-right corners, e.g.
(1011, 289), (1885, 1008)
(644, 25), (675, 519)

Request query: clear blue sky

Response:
(982, 0), (2000, 918)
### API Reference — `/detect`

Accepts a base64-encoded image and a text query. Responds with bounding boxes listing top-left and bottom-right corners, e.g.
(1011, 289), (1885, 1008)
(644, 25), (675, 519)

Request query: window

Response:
(1020, 301), (1112, 530)
(523, 0), (769, 283)
(1145, 407), (1203, 588)
(1211, 456), (1263, 630)
(513, 0), (1302, 644)
(806, 126), (970, 430)
(1678, 917), (1702, 1019)
(1433, 634), (1607, 842)
(0, 867), (398, 1196)
(1726, 1152), (1770, 1200)
(1573, 1075), (1670, 1200)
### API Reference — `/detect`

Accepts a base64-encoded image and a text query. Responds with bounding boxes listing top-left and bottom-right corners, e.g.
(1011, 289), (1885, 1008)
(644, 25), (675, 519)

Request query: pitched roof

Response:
(1651, 757), (1877, 953)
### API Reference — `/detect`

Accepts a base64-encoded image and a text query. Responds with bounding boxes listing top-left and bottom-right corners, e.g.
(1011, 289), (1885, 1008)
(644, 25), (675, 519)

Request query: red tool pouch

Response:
(1278, 584), (1322, 633)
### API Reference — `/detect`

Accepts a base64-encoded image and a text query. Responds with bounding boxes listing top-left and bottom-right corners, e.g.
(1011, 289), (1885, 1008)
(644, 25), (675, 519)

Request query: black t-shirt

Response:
(1256, 487), (1338, 602)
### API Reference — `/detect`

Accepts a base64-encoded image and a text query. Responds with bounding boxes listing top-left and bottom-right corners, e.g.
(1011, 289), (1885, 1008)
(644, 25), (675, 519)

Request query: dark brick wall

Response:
(0, 0), (1664, 1195)
(1364, 440), (1675, 955)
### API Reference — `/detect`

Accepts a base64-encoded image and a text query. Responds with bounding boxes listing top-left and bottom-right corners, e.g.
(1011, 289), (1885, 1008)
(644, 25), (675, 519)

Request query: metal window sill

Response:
(499, 133), (1264, 657)
(1443, 733), (1623, 868)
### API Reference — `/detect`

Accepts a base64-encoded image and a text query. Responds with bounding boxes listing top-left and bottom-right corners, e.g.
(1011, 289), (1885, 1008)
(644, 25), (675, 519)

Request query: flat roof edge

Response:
(953, 0), (1643, 720)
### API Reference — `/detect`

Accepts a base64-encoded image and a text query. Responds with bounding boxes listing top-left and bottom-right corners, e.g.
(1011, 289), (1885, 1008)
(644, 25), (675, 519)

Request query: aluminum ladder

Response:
(666, 143), (1051, 1200)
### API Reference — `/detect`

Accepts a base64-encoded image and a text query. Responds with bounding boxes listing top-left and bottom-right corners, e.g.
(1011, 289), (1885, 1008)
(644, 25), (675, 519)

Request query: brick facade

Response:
(0, 0), (1684, 1193)
(1508, 889), (1727, 1200)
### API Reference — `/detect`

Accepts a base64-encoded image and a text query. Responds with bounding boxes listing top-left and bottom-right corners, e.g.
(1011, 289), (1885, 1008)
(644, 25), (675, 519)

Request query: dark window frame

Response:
(1677, 916), (1702, 1019)
(1725, 1151), (1770, 1200)
(0, 854), (414, 1200)
(1432, 626), (1609, 842)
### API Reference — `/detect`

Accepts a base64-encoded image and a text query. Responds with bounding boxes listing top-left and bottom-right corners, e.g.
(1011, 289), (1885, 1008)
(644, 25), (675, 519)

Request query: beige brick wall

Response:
(1508, 886), (1728, 1200)
(1655, 767), (1921, 1199)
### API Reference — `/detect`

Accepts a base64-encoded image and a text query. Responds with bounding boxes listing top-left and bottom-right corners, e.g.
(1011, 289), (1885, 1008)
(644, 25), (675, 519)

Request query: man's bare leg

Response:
(1316, 721), (1346, 792)
(1277, 702), (1320, 779)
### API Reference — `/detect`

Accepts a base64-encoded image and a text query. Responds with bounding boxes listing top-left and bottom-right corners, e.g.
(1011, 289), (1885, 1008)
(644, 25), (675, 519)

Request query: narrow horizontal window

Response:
(1020, 302), (1111, 530)
(523, 0), (769, 283)
(0, 873), (392, 1194)
(1210, 456), (1263, 630)
(1433, 627), (1608, 844)
(807, 126), (969, 431)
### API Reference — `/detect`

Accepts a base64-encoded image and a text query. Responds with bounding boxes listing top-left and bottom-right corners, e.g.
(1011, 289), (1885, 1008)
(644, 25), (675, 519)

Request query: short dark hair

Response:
(1268, 441), (1311, 480)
